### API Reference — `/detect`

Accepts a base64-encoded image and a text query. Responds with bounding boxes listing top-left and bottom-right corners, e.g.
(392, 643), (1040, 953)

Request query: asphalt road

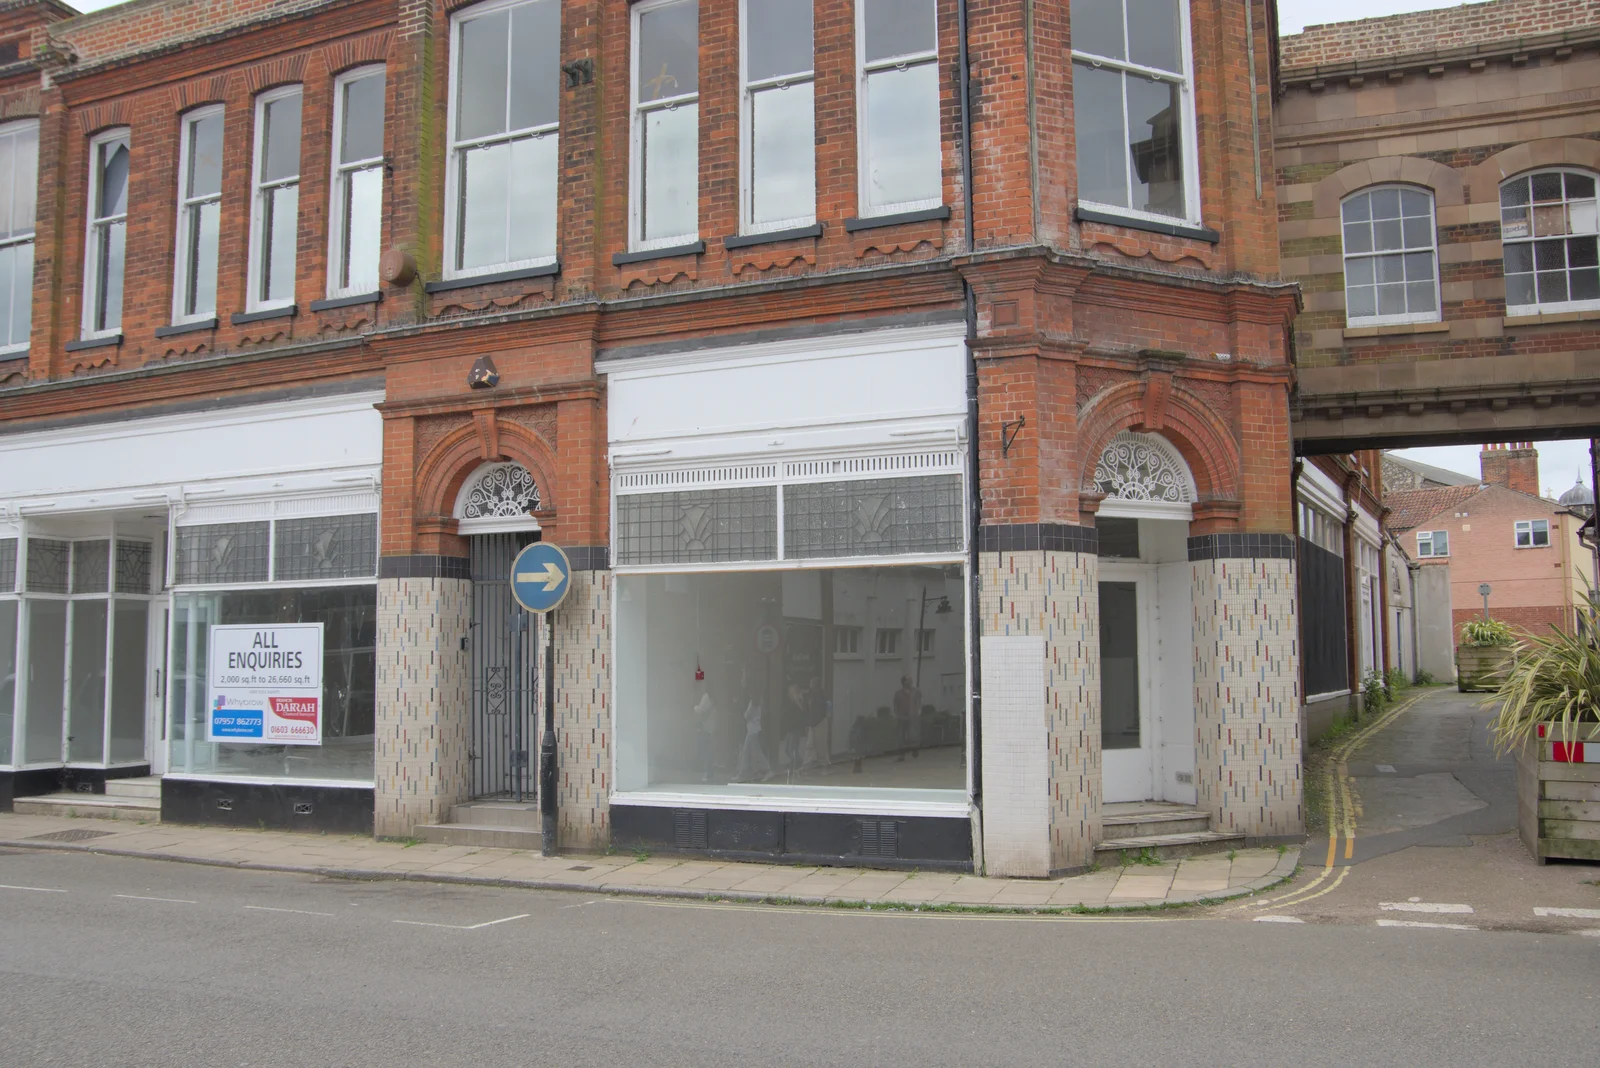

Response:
(2, 848), (1597, 1067)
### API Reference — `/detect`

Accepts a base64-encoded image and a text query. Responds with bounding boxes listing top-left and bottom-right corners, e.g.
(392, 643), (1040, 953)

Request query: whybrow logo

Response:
(270, 697), (319, 724)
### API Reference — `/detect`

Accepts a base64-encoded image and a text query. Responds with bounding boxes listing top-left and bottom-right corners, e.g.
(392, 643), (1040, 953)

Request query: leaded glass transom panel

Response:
(26, 537), (69, 593)
(1093, 432), (1195, 503)
(617, 487), (778, 565)
(175, 522), (271, 585)
(72, 539), (110, 594)
(459, 463), (541, 519)
(274, 514), (378, 582)
(115, 539), (153, 595)
(784, 475), (962, 559)
(0, 537), (15, 592)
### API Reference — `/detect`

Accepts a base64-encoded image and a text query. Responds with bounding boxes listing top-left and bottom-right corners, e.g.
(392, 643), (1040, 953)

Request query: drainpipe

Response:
(957, 0), (982, 817)
(1407, 553), (1421, 684)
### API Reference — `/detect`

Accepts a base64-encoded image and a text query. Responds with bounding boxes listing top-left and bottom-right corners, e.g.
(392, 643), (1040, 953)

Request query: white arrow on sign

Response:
(516, 563), (566, 591)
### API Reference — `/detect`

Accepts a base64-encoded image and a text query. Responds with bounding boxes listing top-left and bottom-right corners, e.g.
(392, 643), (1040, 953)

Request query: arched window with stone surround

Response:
(453, 461), (542, 535)
(1093, 431), (1196, 510)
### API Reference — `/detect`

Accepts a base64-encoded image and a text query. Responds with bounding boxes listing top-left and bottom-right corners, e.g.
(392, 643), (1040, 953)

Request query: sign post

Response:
(510, 543), (572, 856)
(1479, 582), (1492, 621)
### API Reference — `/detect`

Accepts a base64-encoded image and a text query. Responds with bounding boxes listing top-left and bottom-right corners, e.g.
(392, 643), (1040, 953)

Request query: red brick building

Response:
(0, 0), (1301, 874)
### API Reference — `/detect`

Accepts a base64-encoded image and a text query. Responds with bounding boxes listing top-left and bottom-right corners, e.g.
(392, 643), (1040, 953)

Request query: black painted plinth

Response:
(161, 778), (374, 834)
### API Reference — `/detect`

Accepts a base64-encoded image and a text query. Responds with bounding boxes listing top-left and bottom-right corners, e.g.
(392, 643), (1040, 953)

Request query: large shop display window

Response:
(167, 513), (377, 784)
(614, 470), (969, 806)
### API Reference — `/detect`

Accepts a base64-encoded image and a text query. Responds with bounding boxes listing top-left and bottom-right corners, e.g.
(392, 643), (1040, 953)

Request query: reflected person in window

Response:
(892, 675), (921, 762)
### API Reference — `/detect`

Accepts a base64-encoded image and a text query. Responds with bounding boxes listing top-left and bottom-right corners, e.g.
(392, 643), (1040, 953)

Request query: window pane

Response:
(0, 134), (12, 238)
(1342, 193), (1370, 223)
(1535, 238), (1566, 271)
(260, 93), (301, 183)
(97, 219), (125, 331)
(1377, 282), (1405, 315)
(1504, 271), (1535, 308)
(342, 165), (382, 291)
(340, 72), (386, 164)
(1373, 218), (1402, 250)
(187, 112), (224, 198)
(11, 125), (36, 236)
(457, 9), (510, 140)
(507, 134), (558, 263)
(1406, 281), (1435, 312)
(1501, 206), (1530, 240)
(747, 0), (813, 81)
(617, 486), (776, 564)
(639, 0), (699, 102)
(1532, 171), (1562, 201)
(25, 599), (65, 764)
(863, 0), (935, 62)
(1570, 235), (1598, 268)
(460, 140), (510, 269)
(0, 600), (15, 765)
(186, 199), (219, 316)
(1343, 221), (1372, 254)
(1500, 177), (1529, 207)
(9, 239), (29, 345)
(1534, 202), (1566, 238)
(1537, 270), (1569, 304)
(1345, 256), (1374, 286)
(1127, 0), (1181, 73)
(1370, 187), (1400, 219)
(642, 101), (698, 242)
(263, 184), (297, 304)
(1567, 173), (1596, 199)
(509, 0), (560, 131)
(110, 599), (149, 764)
(1503, 242), (1533, 274)
(1071, 0), (1124, 60)
(1347, 284), (1378, 319)
(1126, 75), (1184, 217)
(0, 243), (12, 345)
(750, 82), (815, 228)
(68, 599), (108, 763)
(1436, 531), (1448, 554)
(1402, 215), (1432, 248)
(863, 61), (941, 210)
(1572, 267), (1600, 302)
(1400, 188), (1430, 217)
(99, 141), (129, 219)
(1572, 199), (1599, 235)
(1403, 250), (1433, 280)
(1073, 62), (1127, 208)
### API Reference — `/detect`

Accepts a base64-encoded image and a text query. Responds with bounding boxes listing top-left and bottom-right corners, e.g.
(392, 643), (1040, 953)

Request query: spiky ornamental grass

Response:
(1486, 592), (1600, 755)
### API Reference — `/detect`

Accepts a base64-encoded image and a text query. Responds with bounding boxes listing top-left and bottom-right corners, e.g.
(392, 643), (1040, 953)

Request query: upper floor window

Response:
(249, 87), (302, 310)
(329, 66), (386, 297)
(1416, 529), (1448, 557)
(857, 0), (940, 217)
(1514, 519), (1550, 548)
(1501, 169), (1598, 315)
(0, 119), (37, 353)
(447, 0), (560, 278)
(83, 129), (130, 338)
(1341, 186), (1438, 326)
(1071, 0), (1196, 224)
(741, 0), (814, 234)
(631, 0), (699, 250)
(173, 107), (223, 323)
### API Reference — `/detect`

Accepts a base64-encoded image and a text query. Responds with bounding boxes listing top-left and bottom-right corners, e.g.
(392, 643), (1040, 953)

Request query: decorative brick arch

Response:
(1075, 380), (1240, 507)
(414, 417), (559, 529)
(1312, 156), (1465, 218)
(1468, 138), (1600, 202)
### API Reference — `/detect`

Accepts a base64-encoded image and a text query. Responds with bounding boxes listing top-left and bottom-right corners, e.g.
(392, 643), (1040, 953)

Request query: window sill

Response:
(309, 292), (383, 312)
(1074, 205), (1219, 244)
(231, 305), (297, 326)
(424, 263), (560, 294)
(612, 241), (705, 267)
(723, 223), (823, 250)
(844, 205), (951, 232)
(1503, 308), (1600, 327)
(1342, 321), (1450, 338)
(154, 318), (219, 338)
(65, 334), (122, 352)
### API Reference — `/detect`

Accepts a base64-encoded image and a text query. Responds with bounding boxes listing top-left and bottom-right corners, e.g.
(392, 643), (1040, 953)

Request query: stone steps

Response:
(104, 776), (162, 801)
(1101, 806), (1213, 840)
(1095, 829), (1245, 862)
(13, 791), (160, 822)
(416, 799), (541, 850)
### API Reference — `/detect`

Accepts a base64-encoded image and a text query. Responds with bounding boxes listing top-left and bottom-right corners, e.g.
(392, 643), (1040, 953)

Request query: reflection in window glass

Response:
(859, 0), (940, 215)
(25, 599), (65, 764)
(634, 0), (700, 247)
(333, 69), (386, 296)
(0, 600), (14, 764)
(744, 0), (814, 232)
(1501, 170), (1599, 312)
(0, 121), (36, 349)
(1341, 187), (1438, 324)
(615, 566), (966, 802)
(86, 134), (129, 335)
(252, 90), (301, 308)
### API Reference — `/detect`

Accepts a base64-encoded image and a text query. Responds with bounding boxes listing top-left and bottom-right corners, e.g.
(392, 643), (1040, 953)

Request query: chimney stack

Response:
(1480, 442), (1540, 496)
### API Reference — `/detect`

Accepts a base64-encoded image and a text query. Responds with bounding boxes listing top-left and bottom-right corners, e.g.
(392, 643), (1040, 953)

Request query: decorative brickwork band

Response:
(379, 554), (472, 580)
(978, 523), (1097, 554)
(1187, 533), (1295, 561)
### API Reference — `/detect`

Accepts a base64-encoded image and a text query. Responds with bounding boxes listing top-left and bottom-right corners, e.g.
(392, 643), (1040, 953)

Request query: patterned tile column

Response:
(1190, 535), (1303, 840)
(552, 564), (612, 851)
(374, 574), (473, 838)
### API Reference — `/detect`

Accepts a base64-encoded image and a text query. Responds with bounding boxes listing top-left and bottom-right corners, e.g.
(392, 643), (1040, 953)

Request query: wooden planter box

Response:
(1456, 645), (1513, 692)
(1516, 724), (1600, 864)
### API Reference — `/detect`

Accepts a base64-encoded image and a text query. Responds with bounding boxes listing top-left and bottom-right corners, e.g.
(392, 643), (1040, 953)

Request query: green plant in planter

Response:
(1461, 618), (1515, 647)
(1486, 592), (1600, 755)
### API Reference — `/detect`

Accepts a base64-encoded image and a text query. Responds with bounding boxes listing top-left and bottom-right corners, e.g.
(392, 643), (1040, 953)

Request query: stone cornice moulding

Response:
(1279, 25), (1600, 88)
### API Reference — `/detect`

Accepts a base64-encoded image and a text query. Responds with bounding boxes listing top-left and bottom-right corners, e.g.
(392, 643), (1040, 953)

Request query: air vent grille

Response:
(860, 819), (900, 858)
(673, 809), (709, 849)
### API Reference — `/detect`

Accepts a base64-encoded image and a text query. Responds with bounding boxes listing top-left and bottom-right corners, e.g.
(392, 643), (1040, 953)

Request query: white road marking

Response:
(0, 883), (66, 893)
(394, 913), (530, 930)
(244, 905), (334, 917)
(115, 894), (195, 904)
(1577, 929), (1600, 938)
(1380, 901), (1474, 914)
(1534, 907), (1600, 920)
(1252, 915), (1305, 923)
(1377, 919), (1479, 931)
(1376, 765), (1396, 773)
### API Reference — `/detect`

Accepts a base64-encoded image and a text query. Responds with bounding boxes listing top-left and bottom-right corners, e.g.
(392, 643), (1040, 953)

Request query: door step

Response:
(104, 776), (162, 802)
(13, 791), (160, 822)
(416, 800), (541, 849)
(1102, 803), (1212, 840)
(1095, 829), (1244, 862)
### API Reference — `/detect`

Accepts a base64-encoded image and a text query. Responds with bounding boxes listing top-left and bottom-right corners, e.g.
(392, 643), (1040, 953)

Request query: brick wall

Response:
(1281, 0), (1595, 70)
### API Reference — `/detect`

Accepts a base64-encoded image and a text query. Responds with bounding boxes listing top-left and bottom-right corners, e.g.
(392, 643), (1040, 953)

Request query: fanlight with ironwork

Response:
(459, 462), (541, 519)
(1093, 432), (1195, 503)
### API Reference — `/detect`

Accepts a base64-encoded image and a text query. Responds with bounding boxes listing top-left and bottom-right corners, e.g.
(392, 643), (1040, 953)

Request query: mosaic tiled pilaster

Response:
(979, 546), (1101, 873)
(1190, 555), (1303, 839)
(553, 568), (612, 851)
(374, 577), (473, 837)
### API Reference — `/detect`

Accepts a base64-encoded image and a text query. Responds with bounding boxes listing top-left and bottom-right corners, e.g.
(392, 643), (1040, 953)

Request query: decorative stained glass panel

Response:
(0, 537), (15, 592)
(71, 539), (110, 594)
(274, 514), (378, 582)
(174, 522), (270, 585)
(459, 463), (541, 519)
(783, 475), (963, 559)
(26, 537), (69, 593)
(115, 539), (153, 594)
(616, 487), (778, 565)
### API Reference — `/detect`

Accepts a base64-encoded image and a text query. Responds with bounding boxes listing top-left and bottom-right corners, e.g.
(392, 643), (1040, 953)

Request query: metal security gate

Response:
(469, 533), (542, 800)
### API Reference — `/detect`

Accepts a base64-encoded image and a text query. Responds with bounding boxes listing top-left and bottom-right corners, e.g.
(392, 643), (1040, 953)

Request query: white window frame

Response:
(246, 86), (302, 312)
(629, 0), (700, 252)
(1069, 0), (1202, 229)
(1341, 184), (1441, 328)
(171, 106), (224, 325)
(1514, 519), (1550, 549)
(1416, 529), (1448, 558)
(81, 127), (131, 340)
(0, 118), (37, 355)
(327, 65), (386, 299)
(738, 0), (815, 235)
(443, 0), (561, 281)
(874, 626), (900, 656)
(854, 0), (940, 219)
(1500, 167), (1600, 316)
(833, 624), (862, 657)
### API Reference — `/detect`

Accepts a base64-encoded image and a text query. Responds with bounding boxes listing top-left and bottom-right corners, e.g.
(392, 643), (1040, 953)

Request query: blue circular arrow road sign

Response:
(510, 543), (572, 613)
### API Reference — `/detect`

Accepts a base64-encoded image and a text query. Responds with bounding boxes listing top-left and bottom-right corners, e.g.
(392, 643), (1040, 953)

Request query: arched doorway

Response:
(1093, 432), (1198, 805)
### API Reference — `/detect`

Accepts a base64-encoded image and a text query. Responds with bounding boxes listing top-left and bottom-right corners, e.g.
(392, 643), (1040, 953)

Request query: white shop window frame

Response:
(246, 85), (303, 313)
(1070, 0), (1202, 230)
(327, 65), (387, 300)
(0, 118), (37, 355)
(854, 0), (941, 218)
(629, 0), (700, 252)
(738, 0), (816, 235)
(81, 127), (130, 340)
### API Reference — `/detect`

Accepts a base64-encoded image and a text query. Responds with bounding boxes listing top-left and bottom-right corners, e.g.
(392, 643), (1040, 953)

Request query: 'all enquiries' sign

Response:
(207, 624), (325, 745)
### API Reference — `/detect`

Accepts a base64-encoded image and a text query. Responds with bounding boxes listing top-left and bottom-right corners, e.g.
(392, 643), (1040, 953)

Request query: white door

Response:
(1100, 565), (1154, 803)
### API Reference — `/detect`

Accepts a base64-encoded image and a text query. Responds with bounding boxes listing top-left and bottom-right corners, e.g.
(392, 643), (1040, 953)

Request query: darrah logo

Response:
(270, 697), (320, 724)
